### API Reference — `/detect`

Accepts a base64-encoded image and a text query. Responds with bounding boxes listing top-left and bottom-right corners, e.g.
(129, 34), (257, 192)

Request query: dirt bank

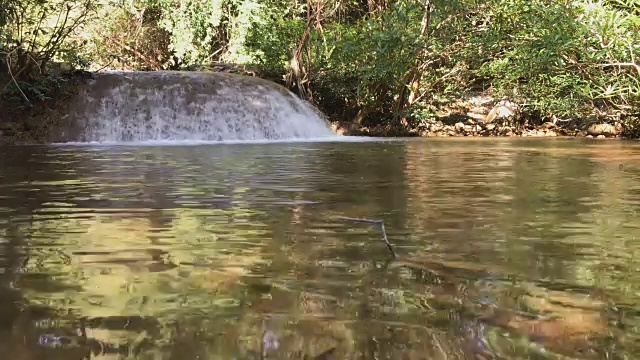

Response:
(0, 70), (93, 144)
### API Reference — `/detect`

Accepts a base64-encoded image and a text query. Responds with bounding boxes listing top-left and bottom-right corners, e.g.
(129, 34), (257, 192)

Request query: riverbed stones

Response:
(407, 112), (624, 139)
(429, 122), (444, 132)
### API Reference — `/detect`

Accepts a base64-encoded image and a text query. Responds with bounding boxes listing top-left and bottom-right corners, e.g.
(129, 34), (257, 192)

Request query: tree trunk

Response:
(394, 2), (431, 126)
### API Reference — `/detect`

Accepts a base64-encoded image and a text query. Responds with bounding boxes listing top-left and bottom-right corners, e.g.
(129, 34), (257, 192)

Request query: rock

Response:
(535, 130), (545, 137)
(454, 122), (465, 132)
(467, 119), (476, 125)
(587, 123), (620, 136)
(485, 123), (496, 131)
(576, 130), (587, 137)
(596, 134), (606, 139)
(484, 99), (518, 123)
(541, 122), (556, 130)
(466, 111), (486, 121)
(330, 123), (349, 135)
(545, 130), (558, 137)
(430, 123), (443, 132)
(586, 135), (594, 138)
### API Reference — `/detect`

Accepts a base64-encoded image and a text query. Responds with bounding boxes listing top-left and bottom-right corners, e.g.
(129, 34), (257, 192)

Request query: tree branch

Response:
(336, 216), (397, 259)
(596, 62), (640, 75)
(3, 47), (30, 103)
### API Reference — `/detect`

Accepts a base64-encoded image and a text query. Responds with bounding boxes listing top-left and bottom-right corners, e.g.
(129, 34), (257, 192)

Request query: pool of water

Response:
(1, 137), (640, 359)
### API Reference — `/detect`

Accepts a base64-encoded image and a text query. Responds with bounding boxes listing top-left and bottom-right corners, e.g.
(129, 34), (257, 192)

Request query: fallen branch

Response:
(596, 62), (640, 75)
(336, 216), (397, 259)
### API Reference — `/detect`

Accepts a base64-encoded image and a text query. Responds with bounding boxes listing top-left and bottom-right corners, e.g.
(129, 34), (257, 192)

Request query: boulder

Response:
(587, 123), (620, 137)
(484, 99), (518, 123)
(541, 122), (557, 130)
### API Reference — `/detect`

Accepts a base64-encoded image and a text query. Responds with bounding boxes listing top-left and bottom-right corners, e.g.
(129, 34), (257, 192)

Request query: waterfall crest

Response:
(60, 71), (336, 143)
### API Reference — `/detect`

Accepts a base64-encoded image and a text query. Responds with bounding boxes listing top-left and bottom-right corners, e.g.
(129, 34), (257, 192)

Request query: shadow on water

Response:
(0, 138), (640, 359)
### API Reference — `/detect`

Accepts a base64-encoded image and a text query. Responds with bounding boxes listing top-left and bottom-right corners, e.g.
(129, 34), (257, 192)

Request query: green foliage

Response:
(244, 0), (430, 122)
(153, 0), (225, 66)
(2, 72), (68, 105)
(0, 0), (97, 105)
(342, 3), (426, 112)
(244, 2), (305, 73)
(474, 0), (640, 122)
(83, 0), (268, 69)
(83, 1), (174, 70)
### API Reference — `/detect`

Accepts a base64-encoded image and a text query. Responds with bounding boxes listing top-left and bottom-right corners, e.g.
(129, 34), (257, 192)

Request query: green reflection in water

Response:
(0, 139), (639, 359)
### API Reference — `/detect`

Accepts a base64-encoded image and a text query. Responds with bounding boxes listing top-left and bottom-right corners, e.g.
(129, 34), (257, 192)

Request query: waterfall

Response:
(59, 71), (337, 143)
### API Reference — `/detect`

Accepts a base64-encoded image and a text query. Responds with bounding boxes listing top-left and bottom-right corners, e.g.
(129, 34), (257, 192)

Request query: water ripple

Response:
(0, 139), (639, 359)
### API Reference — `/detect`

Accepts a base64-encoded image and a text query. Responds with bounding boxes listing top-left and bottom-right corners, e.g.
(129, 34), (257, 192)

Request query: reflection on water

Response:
(1, 138), (640, 359)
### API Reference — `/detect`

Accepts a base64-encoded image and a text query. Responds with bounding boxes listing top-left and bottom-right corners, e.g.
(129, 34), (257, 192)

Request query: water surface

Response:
(1, 138), (640, 359)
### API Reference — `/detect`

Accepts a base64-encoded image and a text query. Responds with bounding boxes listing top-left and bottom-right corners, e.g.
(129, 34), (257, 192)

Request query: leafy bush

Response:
(0, 0), (97, 104)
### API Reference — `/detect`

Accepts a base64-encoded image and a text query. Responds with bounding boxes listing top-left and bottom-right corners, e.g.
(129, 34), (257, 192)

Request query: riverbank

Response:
(0, 70), (93, 144)
(331, 94), (631, 140)
(0, 70), (635, 144)
(332, 118), (626, 139)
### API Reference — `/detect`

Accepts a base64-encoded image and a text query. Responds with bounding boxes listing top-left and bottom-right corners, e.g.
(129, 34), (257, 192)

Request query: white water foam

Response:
(61, 71), (343, 144)
(53, 136), (389, 147)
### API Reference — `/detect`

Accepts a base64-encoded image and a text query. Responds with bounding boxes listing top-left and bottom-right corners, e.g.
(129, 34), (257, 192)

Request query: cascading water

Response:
(59, 71), (338, 143)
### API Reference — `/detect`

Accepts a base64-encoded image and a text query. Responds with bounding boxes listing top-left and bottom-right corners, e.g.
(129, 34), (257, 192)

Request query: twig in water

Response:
(336, 216), (397, 259)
